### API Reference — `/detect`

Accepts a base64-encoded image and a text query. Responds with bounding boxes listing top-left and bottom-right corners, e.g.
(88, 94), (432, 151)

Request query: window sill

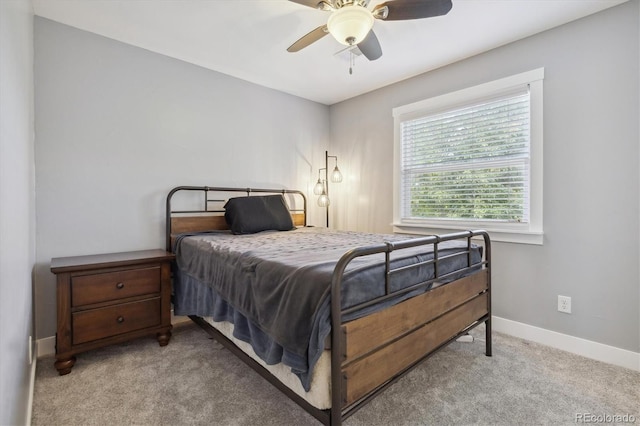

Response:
(392, 223), (543, 245)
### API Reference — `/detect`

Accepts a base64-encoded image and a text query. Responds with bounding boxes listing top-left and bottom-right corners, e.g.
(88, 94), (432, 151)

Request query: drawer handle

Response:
(116, 316), (125, 323)
(116, 282), (124, 289)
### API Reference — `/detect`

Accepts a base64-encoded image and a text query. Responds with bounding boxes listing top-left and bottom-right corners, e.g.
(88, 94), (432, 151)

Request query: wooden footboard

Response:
(330, 230), (491, 424)
(340, 270), (489, 407)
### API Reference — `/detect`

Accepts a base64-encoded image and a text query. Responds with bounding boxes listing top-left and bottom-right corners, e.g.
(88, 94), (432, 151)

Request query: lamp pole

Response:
(325, 150), (329, 228)
(315, 150), (341, 228)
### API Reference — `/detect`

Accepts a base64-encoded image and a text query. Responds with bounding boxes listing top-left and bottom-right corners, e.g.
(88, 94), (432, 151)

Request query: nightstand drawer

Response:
(71, 267), (161, 306)
(72, 298), (161, 345)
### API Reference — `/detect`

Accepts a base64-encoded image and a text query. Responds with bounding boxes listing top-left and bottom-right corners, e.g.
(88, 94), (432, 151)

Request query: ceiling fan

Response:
(287, 0), (453, 61)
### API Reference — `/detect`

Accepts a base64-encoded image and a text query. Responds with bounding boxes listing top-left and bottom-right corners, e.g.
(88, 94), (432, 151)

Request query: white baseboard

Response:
(36, 316), (639, 372)
(492, 316), (640, 371)
(171, 313), (191, 325)
(25, 348), (37, 426)
(36, 336), (56, 358)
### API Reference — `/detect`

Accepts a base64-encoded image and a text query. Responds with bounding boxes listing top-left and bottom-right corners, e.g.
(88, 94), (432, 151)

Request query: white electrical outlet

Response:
(558, 295), (571, 314)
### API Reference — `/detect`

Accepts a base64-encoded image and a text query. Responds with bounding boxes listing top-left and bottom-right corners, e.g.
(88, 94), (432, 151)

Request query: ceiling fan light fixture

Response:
(327, 4), (374, 46)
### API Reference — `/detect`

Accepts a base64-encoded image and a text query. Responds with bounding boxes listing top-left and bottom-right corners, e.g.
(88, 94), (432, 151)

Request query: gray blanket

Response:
(174, 227), (481, 390)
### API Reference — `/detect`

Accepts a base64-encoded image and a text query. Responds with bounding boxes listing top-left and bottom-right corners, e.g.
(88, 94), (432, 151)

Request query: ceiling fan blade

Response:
(287, 25), (329, 52)
(373, 0), (452, 21)
(288, 0), (332, 11)
(357, 30), (382, 61)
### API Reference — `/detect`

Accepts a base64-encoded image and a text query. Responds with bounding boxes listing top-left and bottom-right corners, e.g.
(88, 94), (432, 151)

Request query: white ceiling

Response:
(32, 0), (628, 105)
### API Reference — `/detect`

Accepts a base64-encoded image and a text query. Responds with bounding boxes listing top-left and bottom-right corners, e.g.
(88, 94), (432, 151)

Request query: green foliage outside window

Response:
(407, 167), (525, 221)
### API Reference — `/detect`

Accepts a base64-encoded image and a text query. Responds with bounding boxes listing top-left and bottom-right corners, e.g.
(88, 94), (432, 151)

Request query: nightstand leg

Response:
(54, 355), (76, 375)
(157, 329), (172, 346)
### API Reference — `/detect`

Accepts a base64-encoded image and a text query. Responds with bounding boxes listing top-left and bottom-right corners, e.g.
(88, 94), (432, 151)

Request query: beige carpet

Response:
(32, 321), (639, 425)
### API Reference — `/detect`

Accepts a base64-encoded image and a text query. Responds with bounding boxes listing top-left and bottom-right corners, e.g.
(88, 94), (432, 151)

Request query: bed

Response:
(166, 185), (492, 425)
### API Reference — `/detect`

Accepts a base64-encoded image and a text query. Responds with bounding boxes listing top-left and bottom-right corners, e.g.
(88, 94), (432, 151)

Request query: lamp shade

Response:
(313, 178), (325, 195)
(331, 166), (343, 183)
(327, 4), (374, 46)
(318, 191), (330, 207)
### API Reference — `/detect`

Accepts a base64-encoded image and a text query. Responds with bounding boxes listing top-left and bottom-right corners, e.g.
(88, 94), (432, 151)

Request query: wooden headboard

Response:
(165, 186), (307, 251)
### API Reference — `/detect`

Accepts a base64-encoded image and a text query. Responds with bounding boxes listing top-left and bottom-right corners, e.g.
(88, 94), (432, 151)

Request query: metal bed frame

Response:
(166, 185), (492, 425)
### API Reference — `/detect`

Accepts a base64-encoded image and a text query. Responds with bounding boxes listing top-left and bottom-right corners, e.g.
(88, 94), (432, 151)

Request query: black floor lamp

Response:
(313, 150), (343, 227)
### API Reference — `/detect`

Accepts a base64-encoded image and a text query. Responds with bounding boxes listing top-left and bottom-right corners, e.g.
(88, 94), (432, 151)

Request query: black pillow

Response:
(224, 195), (295, 235)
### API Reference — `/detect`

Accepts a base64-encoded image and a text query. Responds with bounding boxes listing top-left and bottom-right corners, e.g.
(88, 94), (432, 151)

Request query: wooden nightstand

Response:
(51, 249), (175, 375)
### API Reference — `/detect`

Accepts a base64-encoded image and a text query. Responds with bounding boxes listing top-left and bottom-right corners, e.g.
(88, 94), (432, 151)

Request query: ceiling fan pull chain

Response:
(349, 50), (354, 75)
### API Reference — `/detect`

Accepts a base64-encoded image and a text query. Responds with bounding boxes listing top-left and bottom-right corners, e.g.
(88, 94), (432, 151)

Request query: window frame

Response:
(392, 69), (544, 245)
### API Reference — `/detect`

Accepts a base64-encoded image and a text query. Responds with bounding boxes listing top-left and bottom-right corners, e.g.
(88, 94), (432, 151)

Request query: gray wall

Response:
(34, 18), (330, 340)
(329, 1), (639, 352)
(33, 3), (639, 356)
(0, 0), (36, 424)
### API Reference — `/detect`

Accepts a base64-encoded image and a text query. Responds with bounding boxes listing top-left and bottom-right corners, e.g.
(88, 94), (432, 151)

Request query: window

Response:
(393, 69), (544, 244)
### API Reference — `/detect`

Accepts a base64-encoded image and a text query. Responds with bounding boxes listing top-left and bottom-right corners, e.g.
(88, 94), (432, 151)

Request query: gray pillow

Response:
(224, 195), (295, 235)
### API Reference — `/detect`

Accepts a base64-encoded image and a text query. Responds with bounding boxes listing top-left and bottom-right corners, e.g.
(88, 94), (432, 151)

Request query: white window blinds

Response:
(400, 87), (531, 223)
